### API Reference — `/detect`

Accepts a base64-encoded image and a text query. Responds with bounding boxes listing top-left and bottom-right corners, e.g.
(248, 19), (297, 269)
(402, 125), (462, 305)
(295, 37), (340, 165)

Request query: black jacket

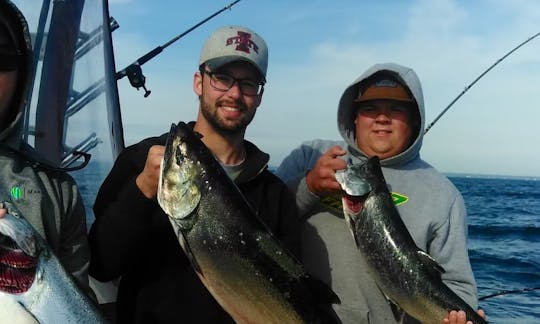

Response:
(88, 123), (300, 324)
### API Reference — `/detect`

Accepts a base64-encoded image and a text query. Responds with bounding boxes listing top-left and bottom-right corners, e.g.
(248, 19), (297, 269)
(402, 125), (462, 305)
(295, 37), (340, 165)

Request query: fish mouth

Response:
(343, 193), (367, 214)
(0, 234), (37, 294)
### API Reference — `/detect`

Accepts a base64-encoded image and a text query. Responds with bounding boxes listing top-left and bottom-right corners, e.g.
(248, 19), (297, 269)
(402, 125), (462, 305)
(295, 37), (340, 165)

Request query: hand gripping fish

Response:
(0, 202), (107, 324)
(157, 122), (341, 324)
(335, 157), (486, 324)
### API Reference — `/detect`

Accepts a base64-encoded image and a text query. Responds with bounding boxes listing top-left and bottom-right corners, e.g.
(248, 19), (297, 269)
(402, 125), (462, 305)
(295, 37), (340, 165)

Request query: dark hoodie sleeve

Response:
(274, 177), (302, 258)
(88, 141), (158, 281)
(58, 180), (92, 291)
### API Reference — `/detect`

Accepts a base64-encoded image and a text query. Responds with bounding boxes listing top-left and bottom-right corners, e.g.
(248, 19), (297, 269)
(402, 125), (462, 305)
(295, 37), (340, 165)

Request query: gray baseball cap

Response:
(199, 25), (268, 82)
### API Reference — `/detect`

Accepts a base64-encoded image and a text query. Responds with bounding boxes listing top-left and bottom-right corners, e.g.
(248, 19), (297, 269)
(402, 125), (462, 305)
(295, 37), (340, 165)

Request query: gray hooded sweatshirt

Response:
(276, 63), (477, 323)
(0, 0), (90, 291)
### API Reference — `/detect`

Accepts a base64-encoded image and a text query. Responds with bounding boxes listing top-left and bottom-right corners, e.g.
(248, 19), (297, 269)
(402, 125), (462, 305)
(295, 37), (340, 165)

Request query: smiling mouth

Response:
(0, 235), (38, 294)
(218, 99), (245, 112)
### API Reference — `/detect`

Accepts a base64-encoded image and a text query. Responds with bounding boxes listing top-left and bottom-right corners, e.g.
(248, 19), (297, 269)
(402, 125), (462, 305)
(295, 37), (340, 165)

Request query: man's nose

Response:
(225, 81), (243, 98)
(375, 109), (392, 121)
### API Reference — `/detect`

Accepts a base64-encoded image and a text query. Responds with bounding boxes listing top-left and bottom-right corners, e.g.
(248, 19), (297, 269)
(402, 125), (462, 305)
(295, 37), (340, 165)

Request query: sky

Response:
(14, 0), (540, 178)
(104, 0), (540, 178)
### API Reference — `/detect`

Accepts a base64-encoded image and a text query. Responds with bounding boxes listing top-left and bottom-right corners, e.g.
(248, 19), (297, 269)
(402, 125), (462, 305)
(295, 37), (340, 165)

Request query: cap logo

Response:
(374, 79), (398, 88)
(226, 31), (259, 54)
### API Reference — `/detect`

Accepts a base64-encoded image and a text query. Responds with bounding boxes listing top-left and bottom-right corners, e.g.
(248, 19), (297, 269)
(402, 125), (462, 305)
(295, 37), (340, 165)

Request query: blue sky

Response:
(15, 0), (540, 177)
(106, 0), (540, 177)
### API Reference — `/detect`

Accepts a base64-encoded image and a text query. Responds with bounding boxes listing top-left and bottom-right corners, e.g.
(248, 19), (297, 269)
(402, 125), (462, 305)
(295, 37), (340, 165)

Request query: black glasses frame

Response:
(199, 68), (264, 96)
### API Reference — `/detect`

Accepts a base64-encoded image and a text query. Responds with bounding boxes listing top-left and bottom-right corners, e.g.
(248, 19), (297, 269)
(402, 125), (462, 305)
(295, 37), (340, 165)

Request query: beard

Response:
(200, 95), (256, 136)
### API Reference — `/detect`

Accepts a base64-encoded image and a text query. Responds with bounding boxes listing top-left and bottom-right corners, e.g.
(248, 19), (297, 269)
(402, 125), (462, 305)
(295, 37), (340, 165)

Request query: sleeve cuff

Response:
(295, 177), (321, 218)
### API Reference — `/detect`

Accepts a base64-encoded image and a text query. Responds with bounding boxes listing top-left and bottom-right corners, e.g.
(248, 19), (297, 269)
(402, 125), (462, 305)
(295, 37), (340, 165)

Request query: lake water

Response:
(73, 162), (540, 323)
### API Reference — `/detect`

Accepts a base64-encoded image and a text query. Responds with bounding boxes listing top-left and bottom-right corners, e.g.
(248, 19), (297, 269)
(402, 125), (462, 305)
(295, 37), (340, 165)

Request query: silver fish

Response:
(335, 157), (486, 324)
(0, 202), (107, 324)
(157, 122), (340, 324)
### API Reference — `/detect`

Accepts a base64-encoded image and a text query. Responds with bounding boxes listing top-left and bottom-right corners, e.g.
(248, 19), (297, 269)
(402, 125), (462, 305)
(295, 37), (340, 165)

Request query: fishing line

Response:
(478, 286), (540, 301)
(421, 32), (540, 304)
(424, 31), (540, 134)
(343, 34), (540, 308)
(115, 0), (243, 97)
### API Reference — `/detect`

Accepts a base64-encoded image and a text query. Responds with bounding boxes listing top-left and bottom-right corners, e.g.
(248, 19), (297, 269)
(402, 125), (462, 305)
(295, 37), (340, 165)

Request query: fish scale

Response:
(336, 156), (487, 324)
(158, 122), (341, 324)
(0, 202), (107, 323)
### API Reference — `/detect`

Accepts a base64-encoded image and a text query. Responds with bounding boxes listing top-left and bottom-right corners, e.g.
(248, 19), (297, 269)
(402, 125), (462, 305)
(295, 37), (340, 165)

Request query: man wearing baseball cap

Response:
(276, 63), (486, 323)
(89, 26), (301, 323)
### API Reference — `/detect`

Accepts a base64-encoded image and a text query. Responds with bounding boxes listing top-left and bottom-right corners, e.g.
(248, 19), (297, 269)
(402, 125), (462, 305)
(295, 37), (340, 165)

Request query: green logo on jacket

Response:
(392, 192), (408, 206)
(10, 186), (22, 200)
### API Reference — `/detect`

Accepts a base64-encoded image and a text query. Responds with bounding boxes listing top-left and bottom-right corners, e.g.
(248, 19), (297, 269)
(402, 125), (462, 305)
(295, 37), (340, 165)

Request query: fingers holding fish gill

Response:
(136, 145), (165, 199)
(0, 202), (6, 218)
(306, 146), (347, 196)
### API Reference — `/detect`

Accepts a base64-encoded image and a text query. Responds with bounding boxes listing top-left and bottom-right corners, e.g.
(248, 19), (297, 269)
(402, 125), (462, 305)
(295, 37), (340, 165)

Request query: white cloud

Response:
(105, 0), (540, 176)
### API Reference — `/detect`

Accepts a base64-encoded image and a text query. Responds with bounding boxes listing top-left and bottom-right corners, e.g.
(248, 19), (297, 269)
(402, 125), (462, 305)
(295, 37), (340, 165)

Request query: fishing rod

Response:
(115, 0), (243, 97)
(424, 31), (540, 134)
(479, 286), (540, 301)
(421, 33), (540, 304)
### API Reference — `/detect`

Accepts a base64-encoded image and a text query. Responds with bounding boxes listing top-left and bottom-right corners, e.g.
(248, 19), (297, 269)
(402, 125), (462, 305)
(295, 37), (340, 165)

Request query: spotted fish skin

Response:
(0, 202), (107, 324)
(157, 122), (341, 324)
(336, 157), (486, 324)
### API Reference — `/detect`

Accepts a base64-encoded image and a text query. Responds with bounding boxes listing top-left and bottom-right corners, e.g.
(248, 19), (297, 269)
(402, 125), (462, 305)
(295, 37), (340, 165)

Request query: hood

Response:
(0, 0), (33, 150)
(337, 63), (425, 166)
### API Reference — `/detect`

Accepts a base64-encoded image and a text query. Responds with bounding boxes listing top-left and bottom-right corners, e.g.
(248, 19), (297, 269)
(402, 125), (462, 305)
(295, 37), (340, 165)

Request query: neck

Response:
(193, 121), (246, 165)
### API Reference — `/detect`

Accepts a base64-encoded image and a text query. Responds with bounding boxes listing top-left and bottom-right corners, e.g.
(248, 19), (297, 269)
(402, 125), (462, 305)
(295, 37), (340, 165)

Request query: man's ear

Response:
(254, 87), (264, 107)
(193, 71), (203, 96)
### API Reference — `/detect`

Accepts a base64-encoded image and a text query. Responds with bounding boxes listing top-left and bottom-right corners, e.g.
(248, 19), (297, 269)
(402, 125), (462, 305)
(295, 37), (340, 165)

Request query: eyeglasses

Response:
(200, 69), (264, 96)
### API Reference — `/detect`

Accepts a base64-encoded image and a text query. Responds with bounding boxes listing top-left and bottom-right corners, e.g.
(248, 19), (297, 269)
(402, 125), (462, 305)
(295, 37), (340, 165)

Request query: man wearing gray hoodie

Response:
(0, 0), (90, 291)
(276, 63), (484, 324)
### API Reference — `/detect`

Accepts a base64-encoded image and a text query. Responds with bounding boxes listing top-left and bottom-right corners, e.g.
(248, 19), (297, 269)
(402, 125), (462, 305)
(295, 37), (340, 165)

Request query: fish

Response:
(0, 202), (108, 324)
(157, 122), (341, 324)
(335, 156), (486, 324)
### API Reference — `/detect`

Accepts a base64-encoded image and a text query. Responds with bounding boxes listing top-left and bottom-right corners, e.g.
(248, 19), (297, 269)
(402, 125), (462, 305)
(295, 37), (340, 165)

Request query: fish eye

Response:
(175, 143), (187, 161)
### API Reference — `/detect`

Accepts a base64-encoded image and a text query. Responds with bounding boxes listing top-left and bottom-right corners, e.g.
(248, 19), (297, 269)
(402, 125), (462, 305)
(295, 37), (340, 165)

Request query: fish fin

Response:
(417, 250), (446, 277)
(387, 300), (420, 324)
(177, 230), (203, 276)
(377, 287), (406, 323)
(387, 300), (406, 323)
(306, 276), (341, 305)
(343, 212), (359, 247)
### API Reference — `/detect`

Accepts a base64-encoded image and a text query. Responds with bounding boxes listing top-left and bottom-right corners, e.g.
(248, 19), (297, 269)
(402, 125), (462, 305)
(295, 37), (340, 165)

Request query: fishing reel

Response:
(125, 63), (151, 98)
(115, 0), (243, 99)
